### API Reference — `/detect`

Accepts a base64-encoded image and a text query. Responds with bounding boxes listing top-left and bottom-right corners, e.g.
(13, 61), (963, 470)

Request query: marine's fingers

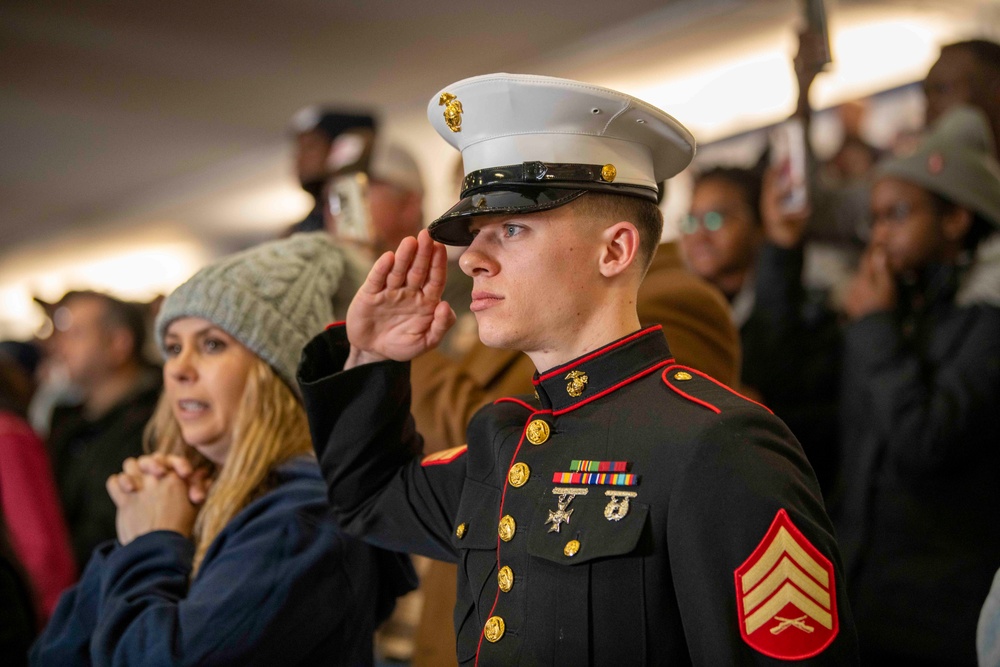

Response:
(359, 251), (396, 295)
(386, 236), (418, 290)
(423, 240), (450, 300)
(425, 301), (458, 349)
(406, 230), (435, 290)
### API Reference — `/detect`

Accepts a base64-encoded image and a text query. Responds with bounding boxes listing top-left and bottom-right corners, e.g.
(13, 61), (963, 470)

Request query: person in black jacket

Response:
(299, 73), (858, 665)
(832, 105), (1000, 666)
(678, 165), (842, 493)
(31, 233), (415, 667)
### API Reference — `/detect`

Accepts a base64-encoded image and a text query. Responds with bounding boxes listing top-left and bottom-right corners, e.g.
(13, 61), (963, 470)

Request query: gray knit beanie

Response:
(156, 232), (362, 395)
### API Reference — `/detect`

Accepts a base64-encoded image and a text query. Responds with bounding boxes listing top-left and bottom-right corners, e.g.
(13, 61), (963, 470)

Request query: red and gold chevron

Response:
(421, 445), (468, 467)
(734, 509), (838, 660)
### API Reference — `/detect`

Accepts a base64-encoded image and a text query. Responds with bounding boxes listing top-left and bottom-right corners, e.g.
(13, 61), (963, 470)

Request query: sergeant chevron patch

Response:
(734, 509), (838, 660)
(421, 445), (468, 467)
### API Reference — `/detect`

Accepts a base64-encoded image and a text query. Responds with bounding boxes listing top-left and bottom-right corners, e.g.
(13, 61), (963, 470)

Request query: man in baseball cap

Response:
(286, 107), (377, 234)
(300, 73), (859, 665)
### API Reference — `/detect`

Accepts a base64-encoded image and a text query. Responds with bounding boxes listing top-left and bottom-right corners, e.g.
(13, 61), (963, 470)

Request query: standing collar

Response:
(531, 325), (673, 414)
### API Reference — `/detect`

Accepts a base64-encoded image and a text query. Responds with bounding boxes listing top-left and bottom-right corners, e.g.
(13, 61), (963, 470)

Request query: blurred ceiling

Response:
(0, 0), (997, 336)
(1, 0), (680, 254)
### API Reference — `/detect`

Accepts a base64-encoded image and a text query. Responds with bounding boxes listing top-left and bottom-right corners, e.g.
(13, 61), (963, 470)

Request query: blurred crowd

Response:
(1, 30), (999, 667)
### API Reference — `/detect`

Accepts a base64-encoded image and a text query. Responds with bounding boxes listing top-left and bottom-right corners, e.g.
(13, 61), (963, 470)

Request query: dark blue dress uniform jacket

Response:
(299, 325), (859, 665)
(30, 456), (415, 667)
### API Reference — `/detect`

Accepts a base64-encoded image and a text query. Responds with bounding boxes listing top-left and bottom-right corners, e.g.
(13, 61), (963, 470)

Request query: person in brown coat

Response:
(407, 238), (740, 667)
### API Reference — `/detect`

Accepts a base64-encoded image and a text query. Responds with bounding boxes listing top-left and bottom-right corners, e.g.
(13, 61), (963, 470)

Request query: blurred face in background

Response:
(162, 317), (255, 466)
(869, 177), (960, 276)
(295, 129), (332, 191)
(924, 47), (985, 125)
(54, 296), (124, 390)
(679, 176), (761, 297)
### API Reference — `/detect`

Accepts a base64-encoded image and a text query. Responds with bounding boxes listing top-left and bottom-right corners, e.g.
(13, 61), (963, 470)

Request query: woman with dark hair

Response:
(31, 232), (414, 666)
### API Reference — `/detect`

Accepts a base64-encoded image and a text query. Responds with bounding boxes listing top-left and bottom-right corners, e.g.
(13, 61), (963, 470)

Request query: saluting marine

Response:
(299, 73), (859, 665)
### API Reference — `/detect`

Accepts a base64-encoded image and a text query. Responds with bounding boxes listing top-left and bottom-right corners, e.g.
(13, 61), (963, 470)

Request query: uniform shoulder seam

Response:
(661, 364), (773, 415)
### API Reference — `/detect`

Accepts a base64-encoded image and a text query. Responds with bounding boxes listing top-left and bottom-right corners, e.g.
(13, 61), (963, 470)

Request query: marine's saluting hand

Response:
(345, 229), (457, 368)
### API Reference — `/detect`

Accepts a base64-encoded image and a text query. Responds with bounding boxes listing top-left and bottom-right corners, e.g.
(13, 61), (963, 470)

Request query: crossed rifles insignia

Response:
(735, 509), (839, 660)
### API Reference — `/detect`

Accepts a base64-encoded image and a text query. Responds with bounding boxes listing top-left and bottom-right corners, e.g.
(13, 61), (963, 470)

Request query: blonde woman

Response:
(31, 233), (414, 666)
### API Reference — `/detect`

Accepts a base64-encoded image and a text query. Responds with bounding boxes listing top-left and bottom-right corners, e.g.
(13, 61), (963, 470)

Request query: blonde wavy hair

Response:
(143, 356), (313, 575)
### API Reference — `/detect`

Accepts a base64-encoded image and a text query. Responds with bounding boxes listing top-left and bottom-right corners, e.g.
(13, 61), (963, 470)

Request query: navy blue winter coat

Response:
(30, 455), (415, 666)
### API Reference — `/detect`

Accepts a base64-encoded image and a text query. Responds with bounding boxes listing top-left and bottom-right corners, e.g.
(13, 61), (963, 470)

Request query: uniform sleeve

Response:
(666, 408), (859, 664)
(30, 542), (114, 666)
(298, 327), (466, 563)
(842, 306), (1000, 471)
(87, 504), (371, 666)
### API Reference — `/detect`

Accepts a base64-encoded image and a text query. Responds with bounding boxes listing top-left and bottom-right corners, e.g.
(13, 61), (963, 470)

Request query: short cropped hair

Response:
(572, 192), (664, 275)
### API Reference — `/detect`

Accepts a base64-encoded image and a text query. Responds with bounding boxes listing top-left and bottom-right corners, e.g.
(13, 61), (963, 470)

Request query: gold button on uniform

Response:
(526, 419), (550, 445)
(508, 462), (530, 487)
(484, 615), (505, 642)
(564, 539), (581, 557)
(601, 163), (617, 182)
(498, 565), (514, 592)
(498, 515), (516, 542)
(674, 371), (693, 381)
(455, 523), (467, 539)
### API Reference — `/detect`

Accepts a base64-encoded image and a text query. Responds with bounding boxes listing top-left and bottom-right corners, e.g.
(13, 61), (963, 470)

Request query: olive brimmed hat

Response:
(426, 73), (696, 245)
(874, 105), (1000, 229)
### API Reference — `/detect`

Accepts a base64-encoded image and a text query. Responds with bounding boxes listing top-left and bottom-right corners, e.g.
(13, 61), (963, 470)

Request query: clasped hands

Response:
(106, 454), (212, 546)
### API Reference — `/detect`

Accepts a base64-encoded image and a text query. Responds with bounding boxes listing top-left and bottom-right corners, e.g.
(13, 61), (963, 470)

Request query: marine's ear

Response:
(598, 221), (640, 278)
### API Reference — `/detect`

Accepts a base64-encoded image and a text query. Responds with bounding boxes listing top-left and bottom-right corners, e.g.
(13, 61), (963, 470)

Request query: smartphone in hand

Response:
(770, 118), (810, 215)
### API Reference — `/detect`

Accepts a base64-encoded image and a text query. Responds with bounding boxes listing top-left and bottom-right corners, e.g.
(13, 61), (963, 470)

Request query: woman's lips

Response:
(470, 290), (503, 312)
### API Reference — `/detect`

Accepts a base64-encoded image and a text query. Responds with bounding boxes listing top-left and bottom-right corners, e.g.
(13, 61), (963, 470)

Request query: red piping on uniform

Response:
(552, 359), (674, 416)
(664, 364), (774, 415)
(475, 408), (551, 666)
(493, 397), (535, 411)
(325, 320), (346, 330)
(534, 325), (663, 384)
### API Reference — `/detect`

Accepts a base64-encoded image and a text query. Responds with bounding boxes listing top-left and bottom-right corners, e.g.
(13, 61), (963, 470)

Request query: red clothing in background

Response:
(0, 410), (77, 621)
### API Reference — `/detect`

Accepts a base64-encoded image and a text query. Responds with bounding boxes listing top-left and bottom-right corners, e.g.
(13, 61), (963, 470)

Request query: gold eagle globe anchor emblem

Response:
(438, 92), (463, 133)
(565, 370), (588, 397)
